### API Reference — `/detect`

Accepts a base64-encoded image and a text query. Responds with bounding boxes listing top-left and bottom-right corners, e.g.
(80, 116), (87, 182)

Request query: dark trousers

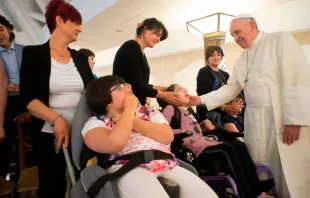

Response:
(198, 140), (261, 198)
(32, 132), (67, 198)
(0, 95), (25, 177)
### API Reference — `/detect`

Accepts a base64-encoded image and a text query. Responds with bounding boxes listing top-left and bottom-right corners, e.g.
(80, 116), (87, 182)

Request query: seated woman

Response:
(222, 93), (245, 132)
(161, 83), (273, 198)
(81, 75), (218, 198)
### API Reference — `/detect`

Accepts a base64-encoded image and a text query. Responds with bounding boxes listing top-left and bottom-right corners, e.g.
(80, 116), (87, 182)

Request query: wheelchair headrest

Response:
(71, 90), (93, 170)
(156, 98), (170, 110)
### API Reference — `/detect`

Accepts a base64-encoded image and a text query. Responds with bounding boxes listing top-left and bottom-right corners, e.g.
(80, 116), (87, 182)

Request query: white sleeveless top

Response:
(41, 58), (84, 133)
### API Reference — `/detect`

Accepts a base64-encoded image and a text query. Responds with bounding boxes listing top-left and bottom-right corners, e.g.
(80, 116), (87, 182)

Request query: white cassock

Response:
(200, 31), (310, 198)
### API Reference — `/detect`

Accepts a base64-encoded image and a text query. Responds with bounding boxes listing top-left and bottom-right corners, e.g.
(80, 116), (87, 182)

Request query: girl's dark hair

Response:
(166, 84), (177, 92)
(0, 15), (15, 42)
(205, 45), (224, 63)
(235, 93), (243, 100)
(227, 93), (244, 104)
(86, 75), (125, 115)
(136, 18), (168, 41)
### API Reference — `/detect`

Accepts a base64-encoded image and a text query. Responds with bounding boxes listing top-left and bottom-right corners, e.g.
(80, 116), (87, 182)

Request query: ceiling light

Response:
(186, 12), (234, 36)
(186, 12), (235, 70)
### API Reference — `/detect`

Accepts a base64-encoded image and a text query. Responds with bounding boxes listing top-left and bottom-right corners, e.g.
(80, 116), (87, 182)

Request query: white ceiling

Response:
(73, 0), (296, 52)
(2, 0), (309, 68)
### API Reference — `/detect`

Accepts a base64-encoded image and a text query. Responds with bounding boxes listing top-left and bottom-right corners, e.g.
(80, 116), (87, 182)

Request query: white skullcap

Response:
(233, 13), (255, 20)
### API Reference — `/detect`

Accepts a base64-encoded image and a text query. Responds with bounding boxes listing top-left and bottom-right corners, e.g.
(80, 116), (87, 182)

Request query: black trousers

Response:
(0, 95), (25, 177)
(32, 132), (67, 198)
(198, 140), (261, 198)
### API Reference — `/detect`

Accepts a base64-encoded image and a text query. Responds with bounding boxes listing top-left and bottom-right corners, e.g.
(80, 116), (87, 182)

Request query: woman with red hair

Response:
(20, 0), (94, 197)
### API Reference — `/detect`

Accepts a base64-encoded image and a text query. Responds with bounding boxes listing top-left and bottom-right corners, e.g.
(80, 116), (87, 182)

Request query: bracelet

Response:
(51, 114), (62, 127)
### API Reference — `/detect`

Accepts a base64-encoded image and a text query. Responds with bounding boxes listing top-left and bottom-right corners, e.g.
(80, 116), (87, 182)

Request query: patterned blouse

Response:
(82, 105), (178, 173)
(162, 105), (222, 157)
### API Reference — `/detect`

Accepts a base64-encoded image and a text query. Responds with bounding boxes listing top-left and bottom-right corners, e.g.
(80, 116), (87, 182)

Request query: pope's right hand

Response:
(189, 95), (203, 106)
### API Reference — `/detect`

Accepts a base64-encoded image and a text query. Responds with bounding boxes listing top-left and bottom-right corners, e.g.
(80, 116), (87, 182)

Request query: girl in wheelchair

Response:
(81, 75), (218, 198)
(221, 93), (245, 133)
(160, 83), (274, 198)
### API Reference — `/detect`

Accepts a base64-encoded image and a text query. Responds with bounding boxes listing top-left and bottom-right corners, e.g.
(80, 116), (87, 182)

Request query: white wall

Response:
(302, 44), (310, 65)
(174, 58), (205, 96)
(15, 31), (32, 45)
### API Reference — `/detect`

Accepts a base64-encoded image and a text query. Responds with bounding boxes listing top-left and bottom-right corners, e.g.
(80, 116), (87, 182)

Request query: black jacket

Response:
(113, 40), (157, 105)
(196, 65), (229, 96)
(20, 41), (94, 133)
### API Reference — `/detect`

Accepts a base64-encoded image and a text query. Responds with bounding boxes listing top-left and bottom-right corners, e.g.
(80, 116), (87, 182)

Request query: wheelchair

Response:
(65, 91), (200, 198)
(172, 129), (278, 198)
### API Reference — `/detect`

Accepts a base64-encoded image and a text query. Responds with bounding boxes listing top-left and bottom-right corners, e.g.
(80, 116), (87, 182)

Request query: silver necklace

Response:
(51, 48), (67, 60)
(244, 32), (264, 90)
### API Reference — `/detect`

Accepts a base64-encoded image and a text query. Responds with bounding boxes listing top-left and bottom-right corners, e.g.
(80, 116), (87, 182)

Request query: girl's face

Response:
(108, 83), (132, 113)
(174, 84), (190, 106)
(228, 98), (244, 113)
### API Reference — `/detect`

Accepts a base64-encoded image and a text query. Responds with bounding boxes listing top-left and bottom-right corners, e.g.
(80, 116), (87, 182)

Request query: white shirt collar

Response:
(249, 31), (264, 49)
(0, 42), (15, 52)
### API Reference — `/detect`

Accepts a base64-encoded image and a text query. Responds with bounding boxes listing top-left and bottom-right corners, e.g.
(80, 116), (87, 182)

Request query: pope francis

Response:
(190, 14), (310, 198)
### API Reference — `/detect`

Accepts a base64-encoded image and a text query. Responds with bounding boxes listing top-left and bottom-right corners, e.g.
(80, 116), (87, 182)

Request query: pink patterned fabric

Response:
(162, 105), (222, 157)
(90, 105), (178, 173)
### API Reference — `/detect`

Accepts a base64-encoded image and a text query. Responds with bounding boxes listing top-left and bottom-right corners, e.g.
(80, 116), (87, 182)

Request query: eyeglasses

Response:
(174, 87), (188, 93)
(110, 84), (128, 93)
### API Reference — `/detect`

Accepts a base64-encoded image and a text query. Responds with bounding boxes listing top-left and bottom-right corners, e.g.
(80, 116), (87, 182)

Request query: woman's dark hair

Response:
(136, 18), (168, 41)
(205, 45), (224, 64)
(45, 0), (82, 33)
(79, 48), (95, 57)
(157, 84), (177, 109)
(0, 15), (15, 42)
(86, 75), (125, 115)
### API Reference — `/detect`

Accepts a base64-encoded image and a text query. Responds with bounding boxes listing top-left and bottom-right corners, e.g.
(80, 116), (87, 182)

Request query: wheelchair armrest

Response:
(173, 131), (193, 145)
(203, 128), (244, 138)
(174, 131), (193, 140)
(202, 128), (222, 136)
(222, 130), (244, 138)
(14, 112), (32, 126)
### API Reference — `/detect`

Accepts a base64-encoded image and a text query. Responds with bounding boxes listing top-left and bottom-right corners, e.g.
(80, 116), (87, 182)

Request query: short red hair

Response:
(45, 0), (82, 33)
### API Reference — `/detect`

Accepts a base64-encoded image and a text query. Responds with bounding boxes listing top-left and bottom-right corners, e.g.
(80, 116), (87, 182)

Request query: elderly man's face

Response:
(230, 19), (255, 49)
